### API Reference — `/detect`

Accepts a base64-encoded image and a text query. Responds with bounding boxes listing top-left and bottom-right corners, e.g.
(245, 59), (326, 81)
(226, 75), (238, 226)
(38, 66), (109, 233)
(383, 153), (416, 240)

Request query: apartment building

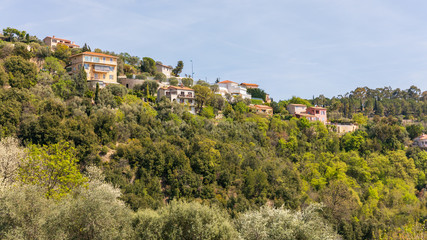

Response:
(43, 36), (80, 48)
(69, 52), (118, 87)
(216, 80), (251, 100)
(157, 86), (196, 114)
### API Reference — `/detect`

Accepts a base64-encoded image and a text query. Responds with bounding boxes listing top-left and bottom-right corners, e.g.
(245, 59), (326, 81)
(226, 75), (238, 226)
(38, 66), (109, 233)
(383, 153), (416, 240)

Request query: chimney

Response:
(53, 35), (55, 38)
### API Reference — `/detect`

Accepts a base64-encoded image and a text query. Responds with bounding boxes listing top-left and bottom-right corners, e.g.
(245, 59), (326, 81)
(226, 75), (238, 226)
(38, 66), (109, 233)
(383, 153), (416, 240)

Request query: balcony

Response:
(178, 94), (194, 99)
(93, 65), (114, 73)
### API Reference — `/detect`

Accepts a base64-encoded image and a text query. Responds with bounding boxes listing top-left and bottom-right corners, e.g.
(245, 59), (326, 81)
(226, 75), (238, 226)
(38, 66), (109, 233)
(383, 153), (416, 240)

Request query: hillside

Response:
(1, 29), (427, 239)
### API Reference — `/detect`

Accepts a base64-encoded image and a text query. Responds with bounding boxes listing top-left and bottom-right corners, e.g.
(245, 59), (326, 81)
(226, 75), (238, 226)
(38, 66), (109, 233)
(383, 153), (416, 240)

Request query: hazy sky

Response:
(1, 0), (426, 100)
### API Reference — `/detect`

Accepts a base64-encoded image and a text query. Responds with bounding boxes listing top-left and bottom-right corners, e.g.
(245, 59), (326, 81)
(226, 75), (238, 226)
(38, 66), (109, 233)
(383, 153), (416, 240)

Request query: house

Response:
(306, 107), (327, 124)
(69, 52), (118, 88)
(43, 36), (80, 48)
(250, 104), (273, 116)
(240, 83), (259, 89)
(287, 104), (307, 115)
(157, 86), (196, 114)
(291, 104), (328, 124)
(156, 63), (173, 78)
(413, 134), (427, 148)
(216, 80), (251, 100)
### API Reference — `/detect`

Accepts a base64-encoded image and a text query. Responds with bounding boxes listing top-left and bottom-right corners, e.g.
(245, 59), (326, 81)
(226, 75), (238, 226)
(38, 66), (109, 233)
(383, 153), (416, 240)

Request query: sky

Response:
(1, 0), (427, 100)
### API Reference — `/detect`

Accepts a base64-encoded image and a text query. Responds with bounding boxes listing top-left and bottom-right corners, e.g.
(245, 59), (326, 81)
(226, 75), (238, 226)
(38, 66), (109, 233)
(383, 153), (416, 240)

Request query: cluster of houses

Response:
(42, 36), (427, 148)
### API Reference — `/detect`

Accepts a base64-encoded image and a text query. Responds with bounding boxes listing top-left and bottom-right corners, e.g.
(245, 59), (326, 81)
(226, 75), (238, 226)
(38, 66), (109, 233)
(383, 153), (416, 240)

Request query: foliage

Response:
(18, 141), (87, 199)
(154, 72), (167, 82)
(169, 77), (179, 86)
(172, 60), (184, 77)
(140, 57), (156, 75)
(247, 88), (267, 101)
(2, 55), (37, 88)
(133, 200), (239, 239)
(0, 137), (25, 187)
(235, 204), (339, 240)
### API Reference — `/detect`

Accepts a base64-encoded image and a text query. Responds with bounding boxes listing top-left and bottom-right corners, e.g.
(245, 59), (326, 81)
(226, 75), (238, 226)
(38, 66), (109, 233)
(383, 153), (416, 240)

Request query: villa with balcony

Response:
(43, 36), (80, 49)
(290, 104), (328, 124)
(216, 80), (251, 101)
(157, 86), (196, 114)
(69, 52), (118, 88)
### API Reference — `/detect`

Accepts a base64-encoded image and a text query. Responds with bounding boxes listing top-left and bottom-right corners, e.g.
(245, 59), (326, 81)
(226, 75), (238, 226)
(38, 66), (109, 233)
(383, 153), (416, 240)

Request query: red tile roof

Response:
(156, 63), (173, 69)
(70, 51), (118, 58)
(241, 83), (259, 87)
(161, 86), (194, 91)
(253, 104), (272, 109)
(218, 80), (237, 84)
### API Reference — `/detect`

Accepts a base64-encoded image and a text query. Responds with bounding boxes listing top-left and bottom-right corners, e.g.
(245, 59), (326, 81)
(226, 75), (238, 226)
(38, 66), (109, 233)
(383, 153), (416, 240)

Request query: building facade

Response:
(250, 104), (273, 116)
(69, 52), (118, 87)
(216, 80), (251, 100)
(43, 36), (80, 48)
(413, 134), (427, 148)
(287, 104), (307, 115)
(306, 107), (327, 123)
(156, 63), (173, 78)
(157, 86), (196, 114)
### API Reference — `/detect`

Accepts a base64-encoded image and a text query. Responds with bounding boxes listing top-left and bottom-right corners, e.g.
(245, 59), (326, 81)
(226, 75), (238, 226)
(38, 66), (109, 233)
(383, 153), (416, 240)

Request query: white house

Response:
(216, 80), (251, 100)
(157, 86), (196, 114)
(413, 134), (427, 148)
(156, 63), (173, 78)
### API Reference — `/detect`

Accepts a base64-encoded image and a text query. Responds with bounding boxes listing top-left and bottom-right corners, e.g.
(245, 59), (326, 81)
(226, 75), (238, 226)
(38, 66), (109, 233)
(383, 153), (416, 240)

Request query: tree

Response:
(43, 56), (65, 75)
(81, 43), (91, 52)
(154, 72), (167, 82)
(406, 124), (424, 139)
(172, 60), (184, 77)
(18, 141), (87, 199)
(169, 77), (178, 86)
(140, 57), (156, 75)
(53, 44), (71, 62)
(181, 77), (193, 87)
(247, 88), (267, 101)
(0, 137), (26, 187)
(133, 200), (238, 239)
(73, 67), (88, 96)
(134, 80), (159, 97)
(95, 82), (100, 104)
(2, 55), (37, 88)
(193, 85), (213, 113)
(236, 204), (338, 240)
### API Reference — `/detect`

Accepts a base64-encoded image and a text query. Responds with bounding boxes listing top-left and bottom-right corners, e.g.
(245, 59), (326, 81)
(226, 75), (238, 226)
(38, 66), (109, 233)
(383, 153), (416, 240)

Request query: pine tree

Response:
(95, 83), (100, 104)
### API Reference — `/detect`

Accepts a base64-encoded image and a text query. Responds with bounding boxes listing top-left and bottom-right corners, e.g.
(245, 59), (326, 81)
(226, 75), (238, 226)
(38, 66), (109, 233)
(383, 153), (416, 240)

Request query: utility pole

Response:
(190, 60), (194, 79)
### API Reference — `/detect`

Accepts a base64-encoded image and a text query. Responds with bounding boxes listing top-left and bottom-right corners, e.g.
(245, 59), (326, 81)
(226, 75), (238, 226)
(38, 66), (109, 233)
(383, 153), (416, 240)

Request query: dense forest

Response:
(1, 28), (427, 239)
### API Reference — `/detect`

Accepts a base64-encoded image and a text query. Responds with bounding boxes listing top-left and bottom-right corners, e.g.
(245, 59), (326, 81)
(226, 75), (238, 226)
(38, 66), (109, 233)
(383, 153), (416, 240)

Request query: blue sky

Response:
(1, 0), (426, 100)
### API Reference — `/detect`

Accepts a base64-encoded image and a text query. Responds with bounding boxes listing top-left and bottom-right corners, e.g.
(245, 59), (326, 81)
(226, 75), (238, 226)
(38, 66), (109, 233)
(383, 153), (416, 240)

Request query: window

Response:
(93, 57), (100, 62)
(109, 75), (113, 80)
(52, 39), (57, 43)
(78, 64), (82, 69)
(95, 73), (99, 79)
(103, 57), (106, 61)
(84, 64), (89, 69)
(84, 56), (91, 62)
(103, 74), (106, 79)
(110, 58), (113, 62)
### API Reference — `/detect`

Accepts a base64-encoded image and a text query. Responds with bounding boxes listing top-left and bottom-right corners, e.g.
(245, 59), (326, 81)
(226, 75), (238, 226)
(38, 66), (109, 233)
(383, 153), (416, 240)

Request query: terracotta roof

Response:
(46, 36), (73, 42)
(417, 134), (427, 140)
(165, 86), (194, 91)
(156, 63), (173, 69)
(241, 83), (259, 86)
(307, 106), (326, 110)
(253, 105), (272, 109)
(288, 104), (307, 107)
(296, 113), (316, 117)
(70, 51), (118, 58)
(218, 80), (237, 84)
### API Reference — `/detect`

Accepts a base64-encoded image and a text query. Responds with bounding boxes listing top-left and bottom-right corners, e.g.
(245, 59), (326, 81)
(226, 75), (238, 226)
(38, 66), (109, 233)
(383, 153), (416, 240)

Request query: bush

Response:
(133, 200), (239, 240)
(201, 106), (215, 118)
(235, 204), (339, 240)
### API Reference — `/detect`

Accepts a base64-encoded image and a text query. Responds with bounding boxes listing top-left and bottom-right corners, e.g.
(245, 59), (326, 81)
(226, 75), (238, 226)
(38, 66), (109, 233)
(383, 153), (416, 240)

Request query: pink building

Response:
(293, 105), (328, 124)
